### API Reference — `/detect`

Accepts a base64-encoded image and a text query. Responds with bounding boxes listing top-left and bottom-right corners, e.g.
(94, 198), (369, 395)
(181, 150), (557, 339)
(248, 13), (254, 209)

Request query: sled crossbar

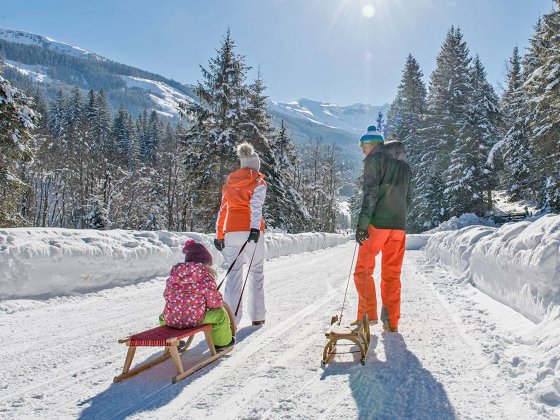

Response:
(114, 324), (231, 384)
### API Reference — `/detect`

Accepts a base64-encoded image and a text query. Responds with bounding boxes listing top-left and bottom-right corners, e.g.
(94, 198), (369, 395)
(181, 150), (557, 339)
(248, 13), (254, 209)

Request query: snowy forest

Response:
(2, 4), (560, 234)
(0, 31), (342, 232)
(353, 8), (560, 232)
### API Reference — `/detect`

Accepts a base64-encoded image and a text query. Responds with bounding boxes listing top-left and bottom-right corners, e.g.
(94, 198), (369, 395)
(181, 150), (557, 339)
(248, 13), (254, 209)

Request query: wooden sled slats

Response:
(125, 324), (212, 347)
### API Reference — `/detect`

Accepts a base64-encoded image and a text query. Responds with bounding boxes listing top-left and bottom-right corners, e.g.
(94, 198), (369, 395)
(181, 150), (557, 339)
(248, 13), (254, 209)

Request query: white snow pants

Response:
(223, 231), (266, 325)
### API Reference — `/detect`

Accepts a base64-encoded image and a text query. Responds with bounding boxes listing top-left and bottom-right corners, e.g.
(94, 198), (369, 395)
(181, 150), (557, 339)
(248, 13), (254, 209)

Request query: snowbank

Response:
(0, 228), (350, 299)
(425, 215), (560, 322)
(406, 234), (431, 250)
(425, 213), (494, 233)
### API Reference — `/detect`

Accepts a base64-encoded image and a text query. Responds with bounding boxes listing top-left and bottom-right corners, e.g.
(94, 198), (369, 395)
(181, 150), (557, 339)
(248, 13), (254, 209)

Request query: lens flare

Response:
(362, 4), (376, 18)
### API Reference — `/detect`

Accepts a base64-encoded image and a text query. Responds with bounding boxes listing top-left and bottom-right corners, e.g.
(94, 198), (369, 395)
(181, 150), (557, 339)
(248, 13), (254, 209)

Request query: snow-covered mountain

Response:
(0, 28), (386, 167)
(270, 98), (388, 134)
(0, 28), (197, 116)
(0, 28), (106, 61)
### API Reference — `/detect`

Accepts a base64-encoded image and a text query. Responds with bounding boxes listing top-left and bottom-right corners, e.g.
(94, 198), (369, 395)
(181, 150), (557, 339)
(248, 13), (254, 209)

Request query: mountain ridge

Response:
(0, 28), (388, 167)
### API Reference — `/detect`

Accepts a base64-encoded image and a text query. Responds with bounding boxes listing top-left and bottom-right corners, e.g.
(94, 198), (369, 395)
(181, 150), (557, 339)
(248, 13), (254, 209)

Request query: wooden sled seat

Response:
(114, 323), (231, 384)
(324, 322), (361, 337)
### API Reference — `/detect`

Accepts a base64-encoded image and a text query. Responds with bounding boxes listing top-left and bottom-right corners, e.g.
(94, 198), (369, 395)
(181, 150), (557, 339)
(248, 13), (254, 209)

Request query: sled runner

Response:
(322, 242), (371, 366)
(322, 313), (371, 366)
(114, 302), (236, 384)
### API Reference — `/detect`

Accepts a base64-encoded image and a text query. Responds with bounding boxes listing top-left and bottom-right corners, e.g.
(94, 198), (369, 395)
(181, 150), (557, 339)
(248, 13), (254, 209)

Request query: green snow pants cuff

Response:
(202, 308), (233, 346)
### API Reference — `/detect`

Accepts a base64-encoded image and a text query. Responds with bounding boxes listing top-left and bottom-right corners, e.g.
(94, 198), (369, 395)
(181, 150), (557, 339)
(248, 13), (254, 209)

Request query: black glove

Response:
(214, 238), (225, 251)
(248, 228), (260, 243)
(355, 229), (369, 246)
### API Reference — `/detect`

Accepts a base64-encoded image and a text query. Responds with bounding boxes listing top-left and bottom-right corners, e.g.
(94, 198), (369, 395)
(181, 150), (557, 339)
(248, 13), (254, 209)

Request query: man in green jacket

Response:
(354, 125), (411, 333)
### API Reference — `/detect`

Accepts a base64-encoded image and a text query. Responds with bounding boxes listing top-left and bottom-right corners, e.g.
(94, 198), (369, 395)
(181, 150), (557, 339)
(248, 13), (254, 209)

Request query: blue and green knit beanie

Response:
(359, 125), (384, 145)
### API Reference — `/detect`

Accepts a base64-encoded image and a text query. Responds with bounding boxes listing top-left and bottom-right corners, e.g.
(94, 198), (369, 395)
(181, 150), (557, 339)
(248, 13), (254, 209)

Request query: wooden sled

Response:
(114, 302), (236, 384)
(322, 314), (371, 366)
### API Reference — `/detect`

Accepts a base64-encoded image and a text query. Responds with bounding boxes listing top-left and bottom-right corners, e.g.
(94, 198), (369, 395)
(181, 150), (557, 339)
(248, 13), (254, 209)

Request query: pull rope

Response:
(338, 241), (359, 325)
(217, 241), (248, 291)
(235, 240), (259, 316)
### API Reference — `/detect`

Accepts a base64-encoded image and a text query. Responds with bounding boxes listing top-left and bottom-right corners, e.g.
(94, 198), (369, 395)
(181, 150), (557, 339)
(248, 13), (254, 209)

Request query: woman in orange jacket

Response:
(214, 143), (267, 326)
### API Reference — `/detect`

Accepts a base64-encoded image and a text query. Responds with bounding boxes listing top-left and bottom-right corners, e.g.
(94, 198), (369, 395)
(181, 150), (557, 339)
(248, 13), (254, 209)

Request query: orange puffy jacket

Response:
(216, 168), (267, 240)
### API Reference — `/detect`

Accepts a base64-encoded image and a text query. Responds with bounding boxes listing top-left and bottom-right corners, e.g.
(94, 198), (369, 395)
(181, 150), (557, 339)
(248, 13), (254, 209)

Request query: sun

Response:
(362, 4), (376, 18)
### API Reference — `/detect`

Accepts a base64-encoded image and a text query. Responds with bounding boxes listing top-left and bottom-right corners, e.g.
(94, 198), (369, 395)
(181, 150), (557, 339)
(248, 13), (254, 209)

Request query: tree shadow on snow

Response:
(77, 339), (230, 419)
(322, 334), (456, 420)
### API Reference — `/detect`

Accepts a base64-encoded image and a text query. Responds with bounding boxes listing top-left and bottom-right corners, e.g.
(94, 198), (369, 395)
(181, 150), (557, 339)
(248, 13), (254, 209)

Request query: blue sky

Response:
(1, 0), (554, 105)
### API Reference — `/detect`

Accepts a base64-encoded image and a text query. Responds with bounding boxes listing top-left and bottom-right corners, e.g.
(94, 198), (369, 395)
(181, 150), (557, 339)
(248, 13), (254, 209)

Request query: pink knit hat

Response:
(182, 240), (212, 265)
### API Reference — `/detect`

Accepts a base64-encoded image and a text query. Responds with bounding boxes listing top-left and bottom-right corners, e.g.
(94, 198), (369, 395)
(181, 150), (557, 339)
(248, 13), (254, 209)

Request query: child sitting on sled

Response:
(159, 240), (234, 350)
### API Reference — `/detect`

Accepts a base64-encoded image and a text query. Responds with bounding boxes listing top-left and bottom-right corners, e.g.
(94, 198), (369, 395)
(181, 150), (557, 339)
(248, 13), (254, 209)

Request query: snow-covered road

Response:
(0, 243), (549, 419)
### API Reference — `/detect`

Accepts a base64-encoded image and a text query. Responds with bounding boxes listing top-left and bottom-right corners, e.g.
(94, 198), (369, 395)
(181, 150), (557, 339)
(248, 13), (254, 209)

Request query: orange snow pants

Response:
(353, 226), (406, 329)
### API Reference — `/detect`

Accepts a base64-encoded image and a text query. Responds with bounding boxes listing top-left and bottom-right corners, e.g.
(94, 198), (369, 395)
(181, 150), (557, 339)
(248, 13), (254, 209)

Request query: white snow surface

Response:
(0, 28), (105, 61)
(122, 76), (193, 116)
(3, 59), (51, 83)
(492, 190), (539, 215)
(425, 214), (560, 323)
(269, 98), (388, 133)
(0, 228), (349, 300)
(425, 212), (495, 233)
(1, 242), (557, 418)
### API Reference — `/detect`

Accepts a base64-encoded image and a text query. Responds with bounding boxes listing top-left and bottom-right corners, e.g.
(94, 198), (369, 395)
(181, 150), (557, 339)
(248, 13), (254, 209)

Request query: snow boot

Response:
(215, 336), (236, 352)
(252, 320), (265, 326)
(380, 307), (398, 332)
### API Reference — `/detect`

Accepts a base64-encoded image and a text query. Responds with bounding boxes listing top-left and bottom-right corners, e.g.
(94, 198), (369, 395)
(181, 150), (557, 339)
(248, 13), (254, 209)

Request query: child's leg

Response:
(201, 308), (233, 346)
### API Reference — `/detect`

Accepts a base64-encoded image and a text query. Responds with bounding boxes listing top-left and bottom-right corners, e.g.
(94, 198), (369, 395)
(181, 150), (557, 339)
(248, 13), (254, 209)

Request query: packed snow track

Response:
(0, 243), (550, 419)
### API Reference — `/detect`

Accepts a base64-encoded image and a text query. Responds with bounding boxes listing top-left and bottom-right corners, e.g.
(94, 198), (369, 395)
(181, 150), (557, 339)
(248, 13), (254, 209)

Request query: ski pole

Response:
(235, 239), (259, 317)
(217, 240), (249, 291)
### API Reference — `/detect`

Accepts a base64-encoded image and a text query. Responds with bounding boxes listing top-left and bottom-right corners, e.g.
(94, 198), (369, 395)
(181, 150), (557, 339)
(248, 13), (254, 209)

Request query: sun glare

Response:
(362, 4), (376, 18)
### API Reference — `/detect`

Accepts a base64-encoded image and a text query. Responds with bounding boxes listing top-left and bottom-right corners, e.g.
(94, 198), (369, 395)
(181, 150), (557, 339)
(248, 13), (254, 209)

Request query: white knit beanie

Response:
(237, 142), (261, 171)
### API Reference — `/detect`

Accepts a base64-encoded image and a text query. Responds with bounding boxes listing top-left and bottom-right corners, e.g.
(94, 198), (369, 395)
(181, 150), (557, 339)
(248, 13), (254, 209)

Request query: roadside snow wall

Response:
(0, 228), (350, 299)
(425, 214), (560, 322)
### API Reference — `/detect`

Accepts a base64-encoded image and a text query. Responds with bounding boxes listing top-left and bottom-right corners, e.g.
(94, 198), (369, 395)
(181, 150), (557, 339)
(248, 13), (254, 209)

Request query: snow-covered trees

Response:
(522, 5), (560, 210)
(179, 30), (312, 233)
(500, 3), (560, 212)
(501, 47), (531, 201)
(386, 54), (427, 231)
(0, 71), (37, 227)
(179, 29), (250, 231)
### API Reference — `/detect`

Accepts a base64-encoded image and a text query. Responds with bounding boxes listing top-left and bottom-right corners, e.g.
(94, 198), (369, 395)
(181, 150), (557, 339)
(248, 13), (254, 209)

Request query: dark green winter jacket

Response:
(357, 142), (412, 232)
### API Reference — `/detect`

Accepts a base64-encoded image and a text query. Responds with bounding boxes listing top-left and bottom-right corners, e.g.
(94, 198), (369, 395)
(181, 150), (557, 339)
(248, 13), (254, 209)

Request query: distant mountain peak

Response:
(0, 28), (106, 61)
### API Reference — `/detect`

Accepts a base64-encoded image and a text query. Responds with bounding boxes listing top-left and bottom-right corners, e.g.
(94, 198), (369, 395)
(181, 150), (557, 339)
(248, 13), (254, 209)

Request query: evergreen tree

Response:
(96, 89), (112, 153)
(446, 56), (501, 216)
(179, 29), (250, 231)
(501, 47), (532, 201)
(376, 111), (385, 135)
(523, 5), (560, 210)
(111, 104), (133, 165)
(85, 194), (110, 229)
(385, 54), (427, 231)
(424, 27), (472, 222)
(0, 72), (38, 227)
(349, 174), (363, 227)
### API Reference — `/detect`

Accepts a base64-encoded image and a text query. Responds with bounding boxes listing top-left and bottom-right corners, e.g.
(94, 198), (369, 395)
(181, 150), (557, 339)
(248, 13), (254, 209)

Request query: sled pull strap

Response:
(339, 242), (359, 325)
(217, 240), (249, 291)
(235, 240), (258, 316)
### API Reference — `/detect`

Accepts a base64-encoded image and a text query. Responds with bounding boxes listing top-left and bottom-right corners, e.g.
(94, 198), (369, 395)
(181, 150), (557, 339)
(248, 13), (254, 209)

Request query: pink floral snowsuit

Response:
(161, 262), (223, 329)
